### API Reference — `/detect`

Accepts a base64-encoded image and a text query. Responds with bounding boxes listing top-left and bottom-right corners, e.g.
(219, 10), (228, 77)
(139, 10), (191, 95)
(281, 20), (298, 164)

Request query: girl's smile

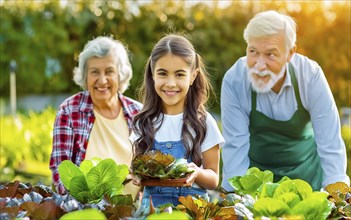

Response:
(163, 90), (180, 96)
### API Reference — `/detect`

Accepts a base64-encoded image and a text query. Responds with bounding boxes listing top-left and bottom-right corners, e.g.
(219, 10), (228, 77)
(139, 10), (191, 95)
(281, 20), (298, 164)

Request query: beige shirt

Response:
(86, 109), (140, 199)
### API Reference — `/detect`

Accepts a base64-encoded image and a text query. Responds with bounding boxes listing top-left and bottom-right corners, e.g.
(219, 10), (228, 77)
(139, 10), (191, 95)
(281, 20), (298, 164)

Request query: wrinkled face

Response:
(246, 31), (291, 93)
(86, 54), (119, 104)
(153, 53), (197, 115)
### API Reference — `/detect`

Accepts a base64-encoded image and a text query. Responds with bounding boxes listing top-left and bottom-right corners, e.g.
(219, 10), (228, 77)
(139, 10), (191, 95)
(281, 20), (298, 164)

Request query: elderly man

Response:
(220, 10), (349, 191)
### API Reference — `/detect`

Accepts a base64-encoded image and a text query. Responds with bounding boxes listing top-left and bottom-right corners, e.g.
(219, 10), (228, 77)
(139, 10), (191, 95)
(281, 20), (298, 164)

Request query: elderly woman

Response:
(49, 36), (142, 199)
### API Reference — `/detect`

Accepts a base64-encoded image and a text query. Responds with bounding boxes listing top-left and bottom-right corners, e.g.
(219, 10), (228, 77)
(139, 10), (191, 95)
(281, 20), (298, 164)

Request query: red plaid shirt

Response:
(49, 91), (142, 194)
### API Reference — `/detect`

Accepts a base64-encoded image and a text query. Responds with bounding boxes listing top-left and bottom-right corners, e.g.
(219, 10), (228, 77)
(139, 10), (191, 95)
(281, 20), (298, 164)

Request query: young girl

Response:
(131, 34), (224, 209)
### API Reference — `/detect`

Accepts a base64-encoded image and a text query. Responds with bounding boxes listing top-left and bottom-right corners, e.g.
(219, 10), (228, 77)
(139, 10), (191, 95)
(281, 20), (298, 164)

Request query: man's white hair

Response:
(243, 10), (297, 51)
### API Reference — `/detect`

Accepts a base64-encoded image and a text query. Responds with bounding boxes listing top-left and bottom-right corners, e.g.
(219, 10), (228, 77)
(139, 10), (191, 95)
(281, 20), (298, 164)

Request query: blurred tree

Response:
(291, 2), (351, 107)
(0, 0), (349, 114)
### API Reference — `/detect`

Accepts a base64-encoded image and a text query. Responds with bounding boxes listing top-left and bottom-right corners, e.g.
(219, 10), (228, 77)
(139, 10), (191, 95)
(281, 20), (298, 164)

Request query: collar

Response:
(278, 63), (293, 93)
(79, 91), (128, 114)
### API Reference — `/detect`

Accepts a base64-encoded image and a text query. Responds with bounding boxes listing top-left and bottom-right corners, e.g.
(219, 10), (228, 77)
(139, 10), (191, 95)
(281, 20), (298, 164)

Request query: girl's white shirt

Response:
(130, 112), (225, 153)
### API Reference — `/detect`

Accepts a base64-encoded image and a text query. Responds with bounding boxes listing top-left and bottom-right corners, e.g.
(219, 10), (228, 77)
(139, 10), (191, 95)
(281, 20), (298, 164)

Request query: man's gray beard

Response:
(248, 64), (286, 93)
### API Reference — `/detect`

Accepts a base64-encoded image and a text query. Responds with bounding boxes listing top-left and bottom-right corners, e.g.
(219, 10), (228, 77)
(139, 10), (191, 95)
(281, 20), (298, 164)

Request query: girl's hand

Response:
(185, 162), (200, 185)
(132, 174), (141, 186)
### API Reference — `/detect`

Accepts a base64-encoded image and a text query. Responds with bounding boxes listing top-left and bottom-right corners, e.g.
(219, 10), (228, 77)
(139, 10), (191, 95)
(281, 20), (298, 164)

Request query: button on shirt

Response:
(220, 53), (350, 191)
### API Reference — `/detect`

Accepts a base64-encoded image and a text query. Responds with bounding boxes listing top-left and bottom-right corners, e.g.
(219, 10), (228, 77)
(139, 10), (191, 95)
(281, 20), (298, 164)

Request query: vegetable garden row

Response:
(1, 156), (350, 220)
(1, 111), (350, 219)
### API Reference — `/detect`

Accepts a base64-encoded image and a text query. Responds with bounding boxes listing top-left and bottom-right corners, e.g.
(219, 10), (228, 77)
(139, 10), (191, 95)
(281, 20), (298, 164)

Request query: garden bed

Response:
(1, 169), (350, 219)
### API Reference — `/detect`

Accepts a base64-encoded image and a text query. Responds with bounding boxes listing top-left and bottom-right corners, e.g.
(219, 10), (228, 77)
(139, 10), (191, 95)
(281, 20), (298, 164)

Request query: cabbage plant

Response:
(228, 167), (333, 219)
(58, 158), (129, 204)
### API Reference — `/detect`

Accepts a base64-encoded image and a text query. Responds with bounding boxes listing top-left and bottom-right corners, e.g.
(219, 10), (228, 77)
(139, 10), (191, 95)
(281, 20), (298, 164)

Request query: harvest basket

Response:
(141, 176), (191, 187)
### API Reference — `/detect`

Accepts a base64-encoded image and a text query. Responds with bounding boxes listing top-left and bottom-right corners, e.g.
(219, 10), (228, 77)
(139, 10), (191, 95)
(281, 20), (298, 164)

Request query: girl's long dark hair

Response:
(132, 34), (213, 166)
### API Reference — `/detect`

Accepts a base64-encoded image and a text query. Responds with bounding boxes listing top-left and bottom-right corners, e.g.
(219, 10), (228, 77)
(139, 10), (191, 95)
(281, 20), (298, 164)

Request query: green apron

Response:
(249, 64), (323, 190)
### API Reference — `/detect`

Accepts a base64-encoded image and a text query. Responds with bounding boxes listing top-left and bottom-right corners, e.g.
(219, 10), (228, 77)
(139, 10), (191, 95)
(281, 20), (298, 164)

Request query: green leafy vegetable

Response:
(146, 211), (191, 220)
(228, 167), (334, 219)
(273, 179), (313, 200)
(60, 209), (106, 220)
(259, 182), (280, 198)
(58, 161), (84, 190)
(275, 192), (300, 208)
(228, 167), (274, 196)
(291, 197), (333, 220)
(253, 197), (291, 217)
(58, 157), (129, 203)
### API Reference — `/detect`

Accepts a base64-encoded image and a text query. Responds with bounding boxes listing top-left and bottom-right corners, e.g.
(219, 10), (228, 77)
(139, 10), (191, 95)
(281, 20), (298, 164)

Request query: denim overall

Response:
(140, 140), (207, 209)
(249, 64), (323, 190)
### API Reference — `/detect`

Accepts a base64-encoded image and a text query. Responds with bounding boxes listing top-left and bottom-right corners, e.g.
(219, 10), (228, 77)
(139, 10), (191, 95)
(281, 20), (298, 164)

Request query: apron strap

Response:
(288, 63), (303, 108)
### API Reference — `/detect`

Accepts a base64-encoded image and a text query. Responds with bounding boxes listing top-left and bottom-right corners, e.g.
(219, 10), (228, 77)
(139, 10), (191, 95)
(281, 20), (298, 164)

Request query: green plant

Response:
(228, 167), (274, 197)
(342, 125), (351, 178)
(0, 107), (55, 184)
(58, 157), (129, 204)
(325, 182), (351, 219)
(228, 167), (333, 219)
(146, 210), (191, 220)
(60, 209), (107, 220)
(176, 195), (236, 219)
(132, 151), (194, 180)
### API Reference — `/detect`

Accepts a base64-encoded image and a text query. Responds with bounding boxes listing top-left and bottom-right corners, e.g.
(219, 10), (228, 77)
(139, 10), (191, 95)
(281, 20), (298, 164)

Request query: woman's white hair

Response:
(243, 10), (297, 51)
(73, 36), (132, 93)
